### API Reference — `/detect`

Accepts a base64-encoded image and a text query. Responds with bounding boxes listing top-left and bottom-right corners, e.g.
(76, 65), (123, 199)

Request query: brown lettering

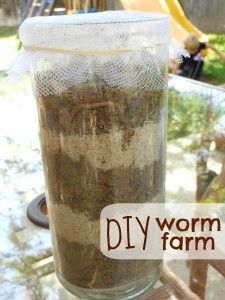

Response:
(136, 216), (150, 250)
(123, 216), (135, 249)
(107, 218), (122, 251)
(156, 217), (175, 231)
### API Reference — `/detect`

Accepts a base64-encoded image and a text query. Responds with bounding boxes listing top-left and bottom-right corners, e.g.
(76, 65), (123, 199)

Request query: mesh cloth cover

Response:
(10, 11), (188, 95)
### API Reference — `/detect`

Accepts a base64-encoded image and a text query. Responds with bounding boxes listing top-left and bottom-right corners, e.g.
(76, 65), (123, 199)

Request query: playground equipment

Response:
(21, 0), (211, 41)
(120, 0), (207, 41)
(20, 0), (64, 21)
(20, 0), (119, 20)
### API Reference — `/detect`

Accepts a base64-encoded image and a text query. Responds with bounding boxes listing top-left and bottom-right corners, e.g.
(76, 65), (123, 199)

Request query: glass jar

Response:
(19, 11), (170, 300)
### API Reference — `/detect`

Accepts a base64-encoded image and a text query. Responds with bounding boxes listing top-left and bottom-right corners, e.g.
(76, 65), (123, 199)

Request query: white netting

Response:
(9, 11), (188, 95)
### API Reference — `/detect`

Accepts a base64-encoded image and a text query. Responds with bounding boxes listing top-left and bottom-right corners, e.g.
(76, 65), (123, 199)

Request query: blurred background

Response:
(1, 1), (225, 300)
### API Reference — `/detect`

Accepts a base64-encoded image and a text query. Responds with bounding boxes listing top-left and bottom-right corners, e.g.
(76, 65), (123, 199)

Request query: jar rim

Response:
(19, 11), (170, 51)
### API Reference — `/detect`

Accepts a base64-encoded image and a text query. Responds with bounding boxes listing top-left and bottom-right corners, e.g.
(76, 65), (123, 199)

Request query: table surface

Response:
(1, 75), (225, 300)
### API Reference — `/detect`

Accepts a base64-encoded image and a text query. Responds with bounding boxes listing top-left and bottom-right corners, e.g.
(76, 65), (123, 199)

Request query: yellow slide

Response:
(120, 0), (207, 42)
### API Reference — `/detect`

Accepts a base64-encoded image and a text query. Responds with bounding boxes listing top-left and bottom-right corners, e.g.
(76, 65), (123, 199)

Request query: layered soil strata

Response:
(36, 78), (166, 289)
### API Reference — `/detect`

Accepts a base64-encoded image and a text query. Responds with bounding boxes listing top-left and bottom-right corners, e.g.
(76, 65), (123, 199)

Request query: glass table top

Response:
(1, 74), (225, 299)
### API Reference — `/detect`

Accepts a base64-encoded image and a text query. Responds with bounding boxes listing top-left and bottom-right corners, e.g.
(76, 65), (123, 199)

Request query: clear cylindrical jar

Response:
(19, 11), (170, 300)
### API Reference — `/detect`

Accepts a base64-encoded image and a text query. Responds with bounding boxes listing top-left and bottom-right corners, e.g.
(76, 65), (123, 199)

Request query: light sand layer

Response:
(40, 121), (162, 170)
(50, 203), (100, 247)
(49, 198), (162, 247)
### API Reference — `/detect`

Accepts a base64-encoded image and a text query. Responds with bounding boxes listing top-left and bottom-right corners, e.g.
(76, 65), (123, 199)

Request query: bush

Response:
(168, 88), (223, 140)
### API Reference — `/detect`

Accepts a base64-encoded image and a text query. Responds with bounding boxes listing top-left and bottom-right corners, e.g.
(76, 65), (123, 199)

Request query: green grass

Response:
(0, 26), (22, 96)
(0, 26), (18, 38)
(0, 26), (18, 73)
(202, 35), (225, 85)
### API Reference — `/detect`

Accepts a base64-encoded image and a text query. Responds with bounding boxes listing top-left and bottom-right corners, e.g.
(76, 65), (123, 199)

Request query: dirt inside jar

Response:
(36, 76), (166, 290)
